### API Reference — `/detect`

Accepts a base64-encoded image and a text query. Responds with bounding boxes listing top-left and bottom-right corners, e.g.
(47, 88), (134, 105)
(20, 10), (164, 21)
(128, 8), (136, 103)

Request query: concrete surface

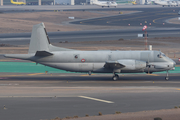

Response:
(0, 73), (180, 120)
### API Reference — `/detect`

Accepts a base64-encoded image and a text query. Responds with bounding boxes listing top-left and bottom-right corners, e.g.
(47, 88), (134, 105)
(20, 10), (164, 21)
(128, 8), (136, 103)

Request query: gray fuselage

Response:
(30, 50), (175, 73)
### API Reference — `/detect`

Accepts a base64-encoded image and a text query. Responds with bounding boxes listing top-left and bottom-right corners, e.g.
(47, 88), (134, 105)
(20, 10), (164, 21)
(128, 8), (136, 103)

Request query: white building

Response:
(56, 0), (74, 5)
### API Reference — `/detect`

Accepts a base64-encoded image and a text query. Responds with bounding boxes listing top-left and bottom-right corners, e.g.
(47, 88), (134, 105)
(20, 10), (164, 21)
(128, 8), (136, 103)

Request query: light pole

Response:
(142, 25), (148, 50)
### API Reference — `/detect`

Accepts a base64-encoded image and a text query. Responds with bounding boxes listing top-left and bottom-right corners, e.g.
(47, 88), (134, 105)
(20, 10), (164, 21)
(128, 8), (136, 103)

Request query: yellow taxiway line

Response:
(0, 73), (44, 77)
(146, 74), (159, 76)
(80, 74), (95, 76)
(153, 16), (171, 23)
(28, 73), (44, 76)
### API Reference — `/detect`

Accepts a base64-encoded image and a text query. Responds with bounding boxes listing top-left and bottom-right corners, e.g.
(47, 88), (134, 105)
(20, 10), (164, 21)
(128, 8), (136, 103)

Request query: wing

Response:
(104, 59), (147, 70)
(104, 61), (126, 69)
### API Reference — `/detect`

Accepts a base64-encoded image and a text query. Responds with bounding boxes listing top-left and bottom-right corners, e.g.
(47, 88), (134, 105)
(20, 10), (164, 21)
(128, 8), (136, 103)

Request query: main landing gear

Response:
(112, 73), (119, 81)
(165, 70), (169, 81)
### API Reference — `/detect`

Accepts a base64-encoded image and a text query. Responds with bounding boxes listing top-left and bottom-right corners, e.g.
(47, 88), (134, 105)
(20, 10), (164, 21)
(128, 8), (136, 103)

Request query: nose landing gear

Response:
(165, 70), (169, 81)
(112, 73), (119, 81)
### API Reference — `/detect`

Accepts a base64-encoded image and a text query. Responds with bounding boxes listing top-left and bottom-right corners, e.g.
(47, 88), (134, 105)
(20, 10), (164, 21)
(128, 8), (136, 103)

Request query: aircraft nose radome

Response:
(169, 58), (176, 65)
(172, 60), (176, 66)
(171, 60), (176, 70)
(174, 60), (176, 65)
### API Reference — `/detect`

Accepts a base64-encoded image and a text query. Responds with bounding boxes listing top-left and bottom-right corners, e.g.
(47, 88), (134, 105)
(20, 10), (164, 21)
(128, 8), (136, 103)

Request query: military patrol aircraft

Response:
(91, 0), (117, 8)
(4, 23), (176, 81)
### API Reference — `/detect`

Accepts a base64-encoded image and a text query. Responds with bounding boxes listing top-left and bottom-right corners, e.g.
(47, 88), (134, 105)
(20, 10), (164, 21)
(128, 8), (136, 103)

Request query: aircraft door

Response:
(140, 52), (154, 62)
(108, 55), (112, 61)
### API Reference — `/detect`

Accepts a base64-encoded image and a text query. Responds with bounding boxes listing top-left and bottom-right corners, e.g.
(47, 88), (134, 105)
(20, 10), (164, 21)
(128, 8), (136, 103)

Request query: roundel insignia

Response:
(81, 59), (85, 62)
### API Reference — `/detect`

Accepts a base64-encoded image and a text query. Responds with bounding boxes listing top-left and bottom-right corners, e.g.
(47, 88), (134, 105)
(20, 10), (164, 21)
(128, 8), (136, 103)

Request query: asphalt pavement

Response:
(0, 28), (180, 45)
(71, 7), (180, 27)
(0, 7), (180, 45)
(0, 73), (180, 120)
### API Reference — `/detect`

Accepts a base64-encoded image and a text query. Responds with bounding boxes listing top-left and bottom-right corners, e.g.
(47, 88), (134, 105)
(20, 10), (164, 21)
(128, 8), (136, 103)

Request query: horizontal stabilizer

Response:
(4, 54), (34, 60)
(35, 51), (53, 56)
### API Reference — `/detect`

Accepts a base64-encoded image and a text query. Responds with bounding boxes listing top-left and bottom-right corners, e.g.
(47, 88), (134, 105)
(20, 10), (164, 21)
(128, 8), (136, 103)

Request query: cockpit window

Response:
(162, 54), (166, 57)
(157, 54), (162, 58)
(157, 53), (166, 58)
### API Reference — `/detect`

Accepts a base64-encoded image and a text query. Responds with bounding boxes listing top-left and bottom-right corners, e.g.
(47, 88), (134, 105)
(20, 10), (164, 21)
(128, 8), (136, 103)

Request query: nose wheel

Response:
(112, 74), (119, 81)
(165, 70), (169, 81)
(165, 77), (169, 81)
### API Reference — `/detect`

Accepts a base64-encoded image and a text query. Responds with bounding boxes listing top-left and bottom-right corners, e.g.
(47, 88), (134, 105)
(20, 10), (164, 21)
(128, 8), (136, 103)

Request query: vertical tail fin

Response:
(28, 23), (50, 54)
(4, 23), (78, 59)
(28, 23), (77, 54)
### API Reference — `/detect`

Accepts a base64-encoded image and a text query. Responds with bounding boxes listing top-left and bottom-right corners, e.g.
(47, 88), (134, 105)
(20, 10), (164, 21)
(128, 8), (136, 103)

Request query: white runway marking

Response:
(78, 96), (114, 104)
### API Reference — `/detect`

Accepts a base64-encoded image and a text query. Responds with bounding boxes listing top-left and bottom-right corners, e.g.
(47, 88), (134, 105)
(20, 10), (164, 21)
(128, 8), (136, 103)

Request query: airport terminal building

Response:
(1, 0), (117, 5)
(2, 0), (73, 5)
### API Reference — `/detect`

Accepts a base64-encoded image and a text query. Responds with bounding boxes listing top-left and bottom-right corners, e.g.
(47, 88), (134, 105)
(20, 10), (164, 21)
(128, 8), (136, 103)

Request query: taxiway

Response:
(0, 28), (180, 45)
(0, 7), (180, 45)
(0, 73), (180, 120)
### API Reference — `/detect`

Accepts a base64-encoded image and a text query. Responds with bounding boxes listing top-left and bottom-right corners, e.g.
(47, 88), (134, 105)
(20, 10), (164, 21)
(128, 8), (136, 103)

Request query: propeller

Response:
(158, 50), (162, 58)
(146, 53), (151, 74)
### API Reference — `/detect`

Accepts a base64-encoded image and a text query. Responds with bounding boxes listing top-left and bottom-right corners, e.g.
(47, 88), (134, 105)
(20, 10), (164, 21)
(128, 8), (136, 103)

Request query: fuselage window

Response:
(162, 54), (166, 57)
(75, 55), (78, 59)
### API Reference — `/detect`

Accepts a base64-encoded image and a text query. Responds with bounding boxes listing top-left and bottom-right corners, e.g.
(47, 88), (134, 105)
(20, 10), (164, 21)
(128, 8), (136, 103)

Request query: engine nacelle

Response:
(154, 65), (168, 69)
(135, 60), (147, 70)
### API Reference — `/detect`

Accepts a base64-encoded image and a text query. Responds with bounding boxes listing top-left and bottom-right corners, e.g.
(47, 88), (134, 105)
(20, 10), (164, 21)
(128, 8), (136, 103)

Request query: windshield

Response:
(161, 53), (166, 57)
